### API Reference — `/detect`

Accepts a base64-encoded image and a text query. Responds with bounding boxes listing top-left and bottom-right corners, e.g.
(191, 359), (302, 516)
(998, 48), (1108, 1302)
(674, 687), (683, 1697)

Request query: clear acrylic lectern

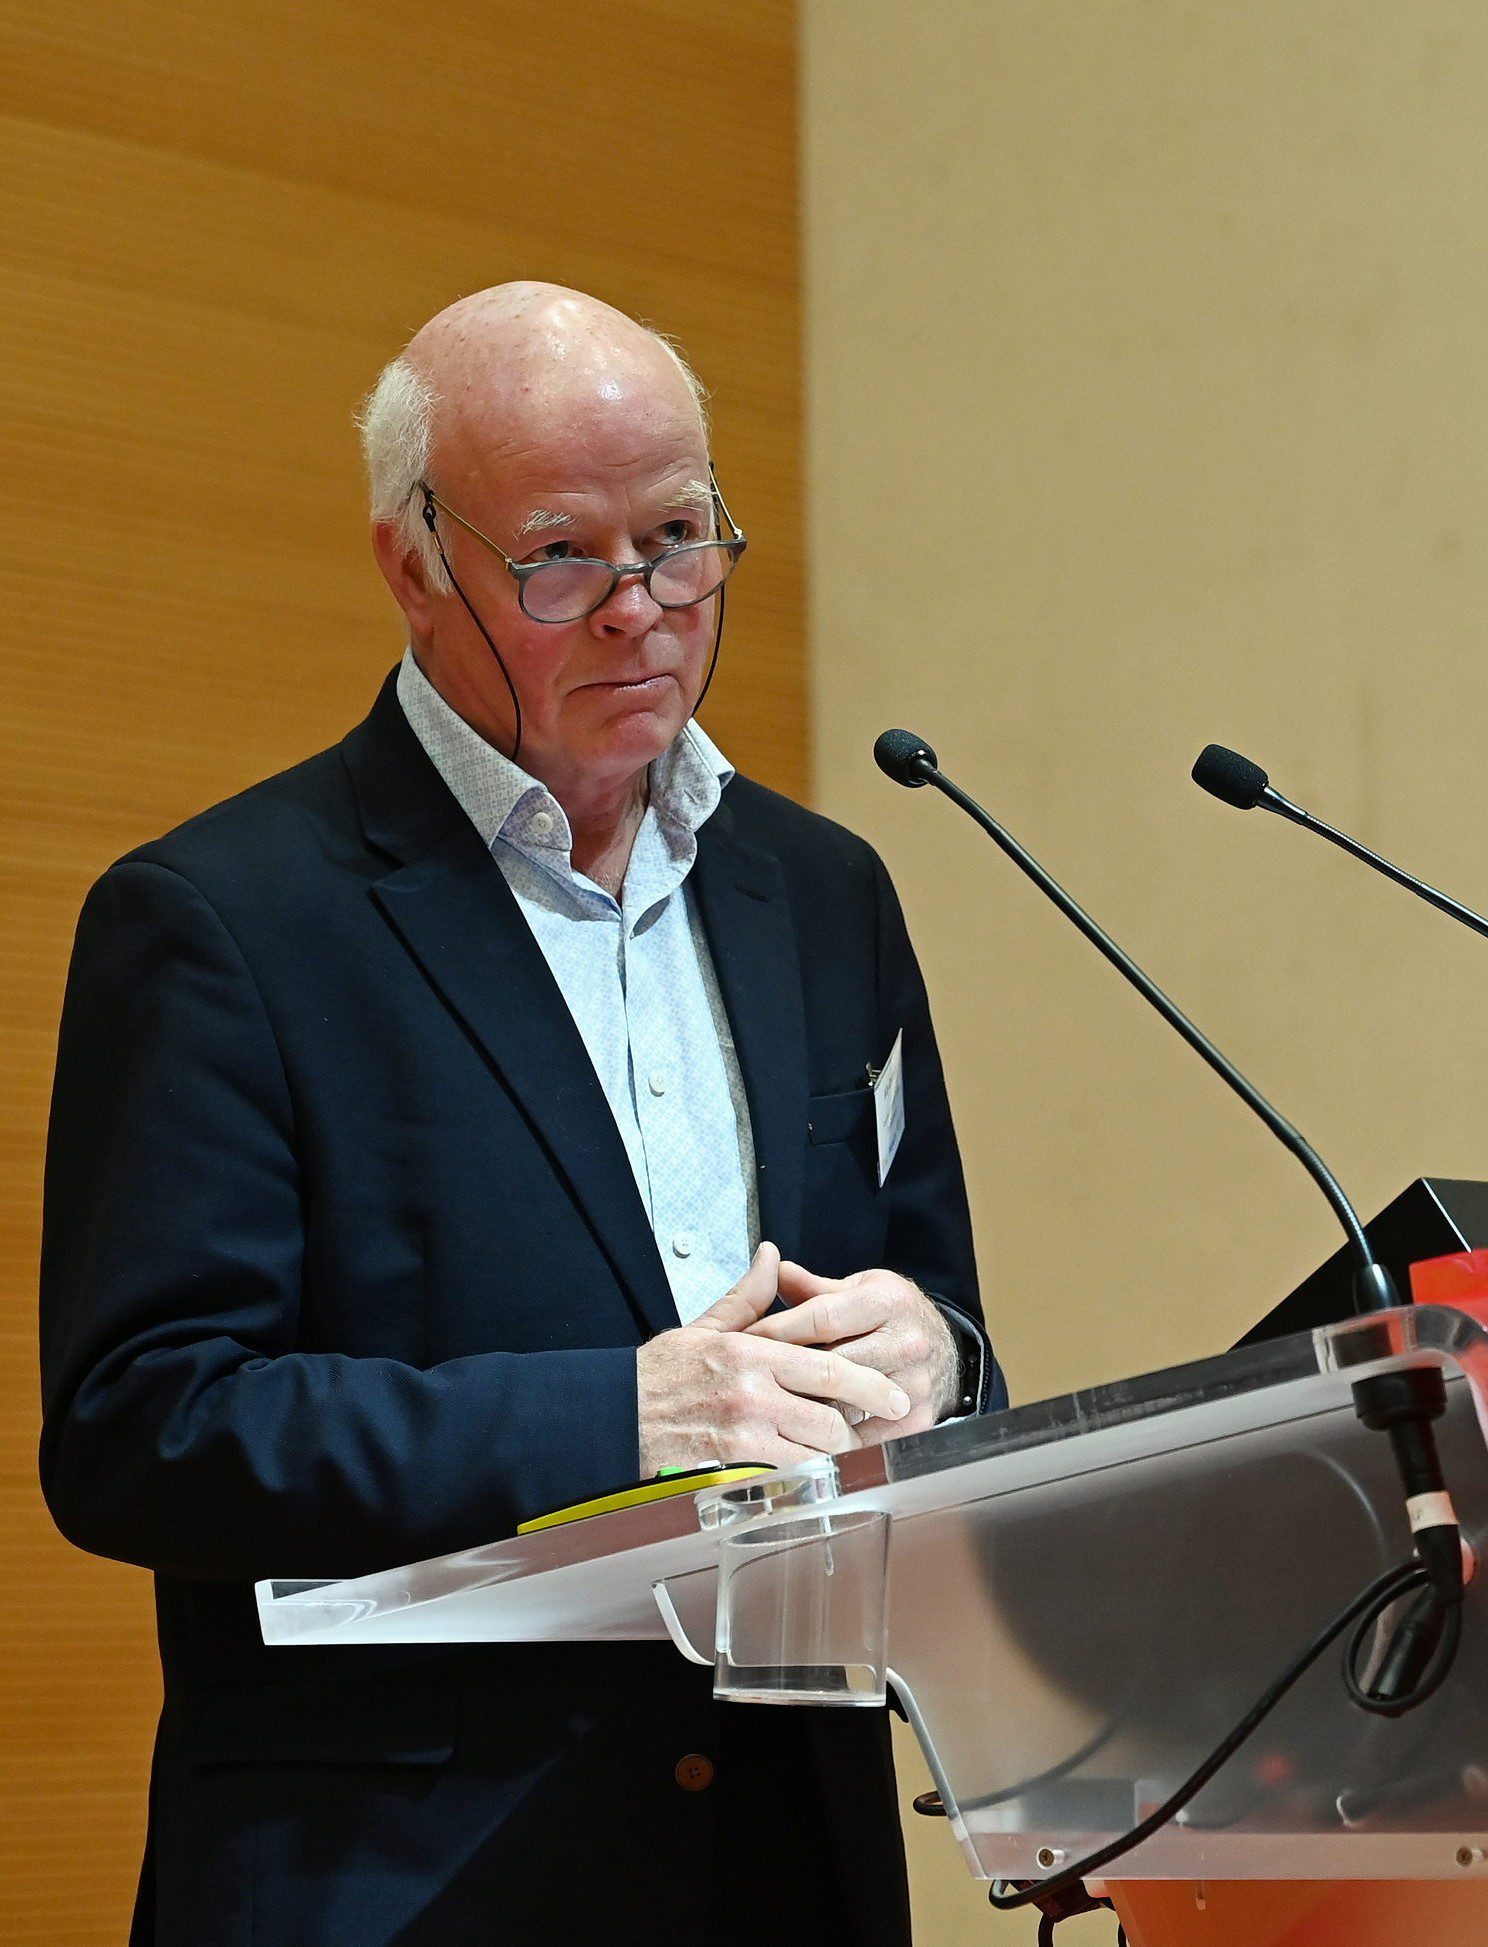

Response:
(256, 1304), (1488, 1906)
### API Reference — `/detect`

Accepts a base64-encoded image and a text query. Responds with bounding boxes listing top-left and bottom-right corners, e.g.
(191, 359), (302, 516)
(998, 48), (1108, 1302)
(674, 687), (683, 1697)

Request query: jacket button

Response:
(675, 1752), (715, 1792)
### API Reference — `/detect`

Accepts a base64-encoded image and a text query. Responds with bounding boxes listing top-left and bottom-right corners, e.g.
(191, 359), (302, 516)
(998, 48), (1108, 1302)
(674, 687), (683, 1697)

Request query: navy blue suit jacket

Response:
(40, 671), (997, 1946)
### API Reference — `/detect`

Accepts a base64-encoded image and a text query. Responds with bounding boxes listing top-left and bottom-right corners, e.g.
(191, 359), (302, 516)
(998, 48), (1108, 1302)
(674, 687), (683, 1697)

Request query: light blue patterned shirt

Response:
(396, 650), (759, 1325)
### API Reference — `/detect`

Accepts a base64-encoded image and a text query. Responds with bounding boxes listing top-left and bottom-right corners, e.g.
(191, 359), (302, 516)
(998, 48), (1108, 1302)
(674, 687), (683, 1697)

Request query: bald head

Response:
(410, 283), (706, 500)
(408, 283), (704, 425)
(357, 283), (709, 585)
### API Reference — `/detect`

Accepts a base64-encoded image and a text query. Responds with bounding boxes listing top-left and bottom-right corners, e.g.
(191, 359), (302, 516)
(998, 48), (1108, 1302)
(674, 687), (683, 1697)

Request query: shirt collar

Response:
(394, 647), (733, 865)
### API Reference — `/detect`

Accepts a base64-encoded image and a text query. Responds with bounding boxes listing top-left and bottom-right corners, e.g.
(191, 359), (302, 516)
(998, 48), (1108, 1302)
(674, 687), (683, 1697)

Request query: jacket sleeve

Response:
(39, 859), (641, 1583)
(869, 849), (1008, 1412)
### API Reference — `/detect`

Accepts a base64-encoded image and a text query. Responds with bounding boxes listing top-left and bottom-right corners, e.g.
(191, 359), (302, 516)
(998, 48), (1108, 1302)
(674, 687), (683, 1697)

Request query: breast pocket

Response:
(806, 1085), (877, 1150)
(802, 1086), (886, 1273)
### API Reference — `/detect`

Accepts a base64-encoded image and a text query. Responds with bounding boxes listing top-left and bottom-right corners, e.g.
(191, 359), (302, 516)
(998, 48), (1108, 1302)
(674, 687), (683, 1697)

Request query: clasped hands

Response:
(636, 1241), (958, 1475)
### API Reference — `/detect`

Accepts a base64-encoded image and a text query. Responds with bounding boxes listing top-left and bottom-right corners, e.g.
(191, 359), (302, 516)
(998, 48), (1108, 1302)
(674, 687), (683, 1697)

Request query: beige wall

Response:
(0, 5), (801, 1937)
(804, 3), (1488, 1938)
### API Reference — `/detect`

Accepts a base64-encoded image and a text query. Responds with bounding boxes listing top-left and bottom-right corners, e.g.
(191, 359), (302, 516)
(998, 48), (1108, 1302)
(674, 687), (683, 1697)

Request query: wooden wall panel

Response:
(0, 5), (801, 1937)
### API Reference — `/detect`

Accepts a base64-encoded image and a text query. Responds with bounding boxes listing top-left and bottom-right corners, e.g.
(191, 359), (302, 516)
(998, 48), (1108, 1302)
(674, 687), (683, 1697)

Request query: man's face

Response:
(411, 368), (717, 806)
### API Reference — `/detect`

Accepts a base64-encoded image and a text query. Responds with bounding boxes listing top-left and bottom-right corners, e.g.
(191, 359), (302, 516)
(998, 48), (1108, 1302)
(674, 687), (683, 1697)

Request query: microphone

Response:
(1187, 739), (1475, 1639)
(1192, 744), (1488, 942)
(874, 728), (938, 787)
(872, 728), (1397, 1314)
(875, 728), (1465, 1906)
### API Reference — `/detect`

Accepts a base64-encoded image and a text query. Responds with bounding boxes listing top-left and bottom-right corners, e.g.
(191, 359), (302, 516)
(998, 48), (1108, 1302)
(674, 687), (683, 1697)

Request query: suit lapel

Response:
(691, 800), (808, 1263)
(343, 676), (678, 1341)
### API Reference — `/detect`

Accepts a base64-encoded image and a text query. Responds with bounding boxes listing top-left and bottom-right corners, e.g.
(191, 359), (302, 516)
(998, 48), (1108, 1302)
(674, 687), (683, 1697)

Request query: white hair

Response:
(354, 356), (449, 590)
(354, 321), (710, 594)
(642, 326), (712, 438)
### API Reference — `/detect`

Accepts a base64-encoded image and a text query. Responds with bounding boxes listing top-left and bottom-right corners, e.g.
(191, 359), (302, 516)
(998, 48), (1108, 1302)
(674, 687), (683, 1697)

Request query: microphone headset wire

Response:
(418, 487), (729, 768)
(421, 489), (524, 763)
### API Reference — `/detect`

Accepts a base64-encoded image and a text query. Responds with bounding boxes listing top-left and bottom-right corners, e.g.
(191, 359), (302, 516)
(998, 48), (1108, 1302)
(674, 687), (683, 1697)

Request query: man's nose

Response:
(589, 566), (662, 637)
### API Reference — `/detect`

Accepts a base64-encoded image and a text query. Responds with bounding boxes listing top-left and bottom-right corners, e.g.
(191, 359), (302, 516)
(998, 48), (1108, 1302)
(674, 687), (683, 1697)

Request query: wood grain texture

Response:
(0, 4), (802, 1936)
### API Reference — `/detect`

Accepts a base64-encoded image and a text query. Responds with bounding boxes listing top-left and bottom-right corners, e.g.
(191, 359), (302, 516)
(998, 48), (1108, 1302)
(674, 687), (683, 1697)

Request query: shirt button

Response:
(648, 1069), (668, 1096)
(530, 809), (554, 837)
(675, 1753), (714, 1792)
(672, 1231), (694, 1258)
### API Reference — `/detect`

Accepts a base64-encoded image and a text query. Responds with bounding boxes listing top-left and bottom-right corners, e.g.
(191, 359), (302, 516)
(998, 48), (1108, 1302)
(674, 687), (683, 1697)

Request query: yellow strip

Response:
(517, 1466), (772, 1534)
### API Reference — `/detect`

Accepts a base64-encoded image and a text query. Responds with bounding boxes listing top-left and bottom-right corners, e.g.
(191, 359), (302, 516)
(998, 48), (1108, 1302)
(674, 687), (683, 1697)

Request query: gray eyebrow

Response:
(515, 508), (579, 539)
(514, 482), (713, 542)
(665, 479), (714, 512)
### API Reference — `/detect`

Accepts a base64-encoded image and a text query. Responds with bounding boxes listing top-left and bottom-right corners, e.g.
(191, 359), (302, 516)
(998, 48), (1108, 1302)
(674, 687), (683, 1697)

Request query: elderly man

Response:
(41, 284), (1000, 1947)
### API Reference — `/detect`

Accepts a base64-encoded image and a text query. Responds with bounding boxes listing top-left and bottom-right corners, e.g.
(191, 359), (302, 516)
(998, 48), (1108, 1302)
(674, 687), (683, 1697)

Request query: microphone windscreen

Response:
(874, 728), (938, 786)
(1192, 743), (1269, 810)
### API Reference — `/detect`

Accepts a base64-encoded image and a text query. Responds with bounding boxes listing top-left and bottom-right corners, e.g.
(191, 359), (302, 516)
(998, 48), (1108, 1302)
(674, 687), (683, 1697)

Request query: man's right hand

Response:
(636, 1242), (912, 1475)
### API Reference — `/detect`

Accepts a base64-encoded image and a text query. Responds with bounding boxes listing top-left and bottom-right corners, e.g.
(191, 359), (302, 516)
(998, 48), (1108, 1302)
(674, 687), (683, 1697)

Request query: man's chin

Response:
(590, 680), (693, 746)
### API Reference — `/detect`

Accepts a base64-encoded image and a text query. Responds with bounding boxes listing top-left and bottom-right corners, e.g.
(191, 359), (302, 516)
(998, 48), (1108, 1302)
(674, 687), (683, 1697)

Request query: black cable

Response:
(915, 1718), (1126, 1829)
(1347, 1367), (1466, 1716)
(420, 492), (525, 763)
(1344, 1585), (1463, 1716)
(692, 580), (727, 715)
(960, 1716), (1125, 1817)
(987, 1559), (1425, 1915)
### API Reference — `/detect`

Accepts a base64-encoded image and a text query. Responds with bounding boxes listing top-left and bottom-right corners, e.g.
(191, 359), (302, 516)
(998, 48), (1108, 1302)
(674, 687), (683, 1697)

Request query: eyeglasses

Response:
(416, 468), (747, 625)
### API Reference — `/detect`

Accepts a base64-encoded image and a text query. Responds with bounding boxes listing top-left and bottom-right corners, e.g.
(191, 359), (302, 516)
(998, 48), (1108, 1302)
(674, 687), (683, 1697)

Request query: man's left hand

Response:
(744, 1261), (958, 1442)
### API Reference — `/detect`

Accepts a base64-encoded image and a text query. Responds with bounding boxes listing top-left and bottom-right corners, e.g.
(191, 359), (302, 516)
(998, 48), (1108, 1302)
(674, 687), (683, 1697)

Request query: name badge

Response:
(871, 1031), (905, 1186)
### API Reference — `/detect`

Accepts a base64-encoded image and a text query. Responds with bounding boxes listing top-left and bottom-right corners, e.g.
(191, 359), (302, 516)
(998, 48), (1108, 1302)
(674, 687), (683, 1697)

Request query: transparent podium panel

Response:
(255, 1303), (1488, 1886)
(891, 1351), (1488, 1883)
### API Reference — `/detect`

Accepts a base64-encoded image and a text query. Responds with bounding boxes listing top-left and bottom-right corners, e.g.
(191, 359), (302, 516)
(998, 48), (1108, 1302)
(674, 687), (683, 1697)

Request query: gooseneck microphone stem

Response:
(1192, 743), (1488, 942)
(901, 747), (1389, 1305)
(1269, 798), (1488, 941)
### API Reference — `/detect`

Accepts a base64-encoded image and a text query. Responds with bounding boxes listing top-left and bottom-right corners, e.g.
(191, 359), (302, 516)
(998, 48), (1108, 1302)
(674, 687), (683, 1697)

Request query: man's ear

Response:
(370, 520), (438, 631)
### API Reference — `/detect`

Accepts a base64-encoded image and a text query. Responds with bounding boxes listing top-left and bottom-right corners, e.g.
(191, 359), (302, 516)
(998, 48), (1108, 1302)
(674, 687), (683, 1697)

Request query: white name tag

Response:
(872, 1030), (906, 1186)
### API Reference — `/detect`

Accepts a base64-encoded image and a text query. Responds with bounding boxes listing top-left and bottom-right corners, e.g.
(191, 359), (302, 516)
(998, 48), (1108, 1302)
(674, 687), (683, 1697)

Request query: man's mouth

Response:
(584, 673), (676, 697)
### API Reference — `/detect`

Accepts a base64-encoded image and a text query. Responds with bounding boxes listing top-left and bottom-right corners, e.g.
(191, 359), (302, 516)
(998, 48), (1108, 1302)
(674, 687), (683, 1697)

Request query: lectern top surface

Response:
(255, 1300), (1487, 1643)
